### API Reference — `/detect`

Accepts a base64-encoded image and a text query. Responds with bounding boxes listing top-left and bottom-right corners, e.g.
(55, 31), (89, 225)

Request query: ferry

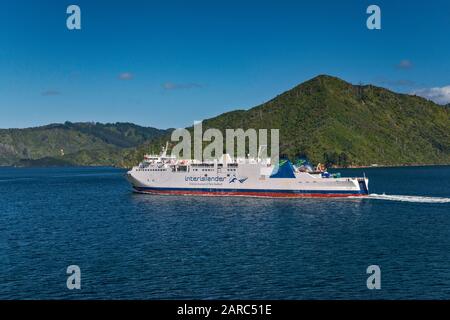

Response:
(126, 145), (369, 198)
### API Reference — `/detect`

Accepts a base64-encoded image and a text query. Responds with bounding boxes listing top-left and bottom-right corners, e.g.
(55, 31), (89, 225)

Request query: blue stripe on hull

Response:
(133, 186), (367, 195)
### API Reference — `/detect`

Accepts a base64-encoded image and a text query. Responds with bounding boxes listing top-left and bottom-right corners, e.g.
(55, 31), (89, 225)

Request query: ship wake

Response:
(367, 193), (450, 203)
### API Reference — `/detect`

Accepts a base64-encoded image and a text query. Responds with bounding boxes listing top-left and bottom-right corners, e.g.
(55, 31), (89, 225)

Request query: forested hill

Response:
(2, 75), (449, 168)
(124, 75), (450, 168)
(0, 122), (169, 166)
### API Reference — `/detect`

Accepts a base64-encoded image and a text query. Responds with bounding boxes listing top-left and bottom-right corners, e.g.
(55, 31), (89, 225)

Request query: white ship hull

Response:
(126, 162), (369, 198)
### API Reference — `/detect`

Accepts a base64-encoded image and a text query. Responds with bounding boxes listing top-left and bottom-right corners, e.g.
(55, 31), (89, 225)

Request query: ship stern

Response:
(357, 177), (369, 195)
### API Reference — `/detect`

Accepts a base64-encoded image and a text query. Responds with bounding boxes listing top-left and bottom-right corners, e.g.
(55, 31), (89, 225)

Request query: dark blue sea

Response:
(0, 166), (449, 299)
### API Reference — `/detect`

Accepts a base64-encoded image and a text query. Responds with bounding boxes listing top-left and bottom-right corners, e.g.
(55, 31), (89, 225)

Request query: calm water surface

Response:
(0, 166), (449, 299)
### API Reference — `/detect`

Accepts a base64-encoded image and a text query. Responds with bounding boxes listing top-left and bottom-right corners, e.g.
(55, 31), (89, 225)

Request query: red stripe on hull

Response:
(135, 189), (367, 198)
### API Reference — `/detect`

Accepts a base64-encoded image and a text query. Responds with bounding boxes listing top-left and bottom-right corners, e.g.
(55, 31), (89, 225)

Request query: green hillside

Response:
(3, 75), (449, 168)
(0, 122), (168, 166)
(124, 75), (450, 168)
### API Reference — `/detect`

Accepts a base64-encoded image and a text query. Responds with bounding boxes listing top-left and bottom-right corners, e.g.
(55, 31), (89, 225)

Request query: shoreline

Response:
(1, 163), (450, 170)
(333, 163), (450, 169)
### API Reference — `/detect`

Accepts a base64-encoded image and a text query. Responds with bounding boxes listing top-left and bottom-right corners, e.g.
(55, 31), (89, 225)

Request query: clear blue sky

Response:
(1, 0), (449, 129)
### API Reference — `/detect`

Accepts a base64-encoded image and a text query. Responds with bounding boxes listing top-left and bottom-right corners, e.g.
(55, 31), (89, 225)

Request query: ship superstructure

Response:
(126, 145), (369, 198)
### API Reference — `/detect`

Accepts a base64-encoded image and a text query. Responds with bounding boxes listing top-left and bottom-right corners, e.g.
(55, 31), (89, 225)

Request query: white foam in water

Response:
(368, 193), (450, 203)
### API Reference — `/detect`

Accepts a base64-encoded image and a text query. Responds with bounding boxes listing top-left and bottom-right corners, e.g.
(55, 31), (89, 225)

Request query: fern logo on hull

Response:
(229, 176), (248, 184)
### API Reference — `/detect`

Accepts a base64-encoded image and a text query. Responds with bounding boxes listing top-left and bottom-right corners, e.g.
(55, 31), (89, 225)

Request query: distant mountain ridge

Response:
(0, 122), (169, 166)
